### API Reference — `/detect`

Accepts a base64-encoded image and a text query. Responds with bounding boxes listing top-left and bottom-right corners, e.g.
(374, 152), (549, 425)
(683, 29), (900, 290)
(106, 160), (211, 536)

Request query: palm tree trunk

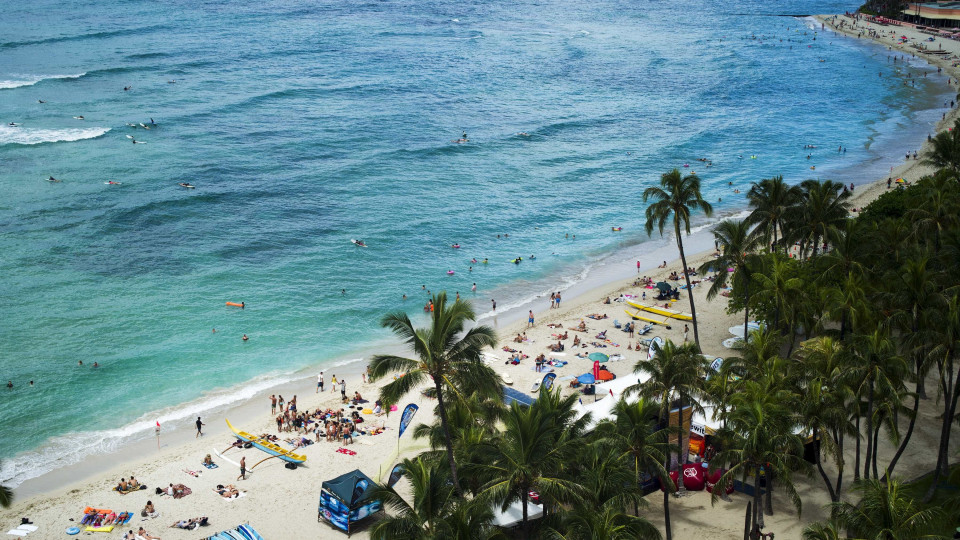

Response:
(753, 465), (763, 531)
(743, 501), (751, 540)
(814, 429), (838, 502)
(675, 222), (701, 350)
(863, 379), (875, 480)
(834, 429), (845, 500)
(886, 388), (921, 478)
(764, 471), (774, 516)
(853, 413), (861, 482)
(663, 485), (673, 540)
(743, 278), (751, 343)
(925, 355), (959, 502)
(871, 422), (881, 480)
(434, 378), (464, 497)
(521, 488), (529, 535)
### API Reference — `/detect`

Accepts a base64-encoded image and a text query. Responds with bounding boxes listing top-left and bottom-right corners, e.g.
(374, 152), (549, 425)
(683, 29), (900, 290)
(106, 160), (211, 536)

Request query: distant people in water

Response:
(242, 334), (249, 341)
(38, 99), (46, 103)
(48, 176), (61, 183)
(93, 362), (99, 368)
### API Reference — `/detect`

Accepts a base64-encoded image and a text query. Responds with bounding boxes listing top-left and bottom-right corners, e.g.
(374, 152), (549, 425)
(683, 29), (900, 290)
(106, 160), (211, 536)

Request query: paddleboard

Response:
(530, 380), (541, 393)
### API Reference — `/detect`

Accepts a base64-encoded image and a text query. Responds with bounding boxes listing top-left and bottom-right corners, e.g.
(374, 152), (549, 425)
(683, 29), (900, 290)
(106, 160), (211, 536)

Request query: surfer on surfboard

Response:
(352, 239), (367, 247)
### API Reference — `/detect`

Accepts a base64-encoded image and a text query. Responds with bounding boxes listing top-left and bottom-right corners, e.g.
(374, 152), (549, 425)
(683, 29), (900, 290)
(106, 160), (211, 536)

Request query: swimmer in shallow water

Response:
(47, 176), (61, 183)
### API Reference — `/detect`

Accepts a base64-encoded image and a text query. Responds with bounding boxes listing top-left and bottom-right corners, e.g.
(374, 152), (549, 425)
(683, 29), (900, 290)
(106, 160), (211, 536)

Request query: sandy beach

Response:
(2, 13), (957, 540)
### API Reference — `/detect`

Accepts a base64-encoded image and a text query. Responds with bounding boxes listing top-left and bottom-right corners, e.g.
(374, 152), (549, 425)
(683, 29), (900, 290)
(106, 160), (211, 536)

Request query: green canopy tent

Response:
(318, 469), (382, 536)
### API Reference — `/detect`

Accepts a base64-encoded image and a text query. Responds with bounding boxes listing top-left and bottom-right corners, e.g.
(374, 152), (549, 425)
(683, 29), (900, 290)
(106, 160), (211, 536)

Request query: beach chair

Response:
(613, 319), (621, 329)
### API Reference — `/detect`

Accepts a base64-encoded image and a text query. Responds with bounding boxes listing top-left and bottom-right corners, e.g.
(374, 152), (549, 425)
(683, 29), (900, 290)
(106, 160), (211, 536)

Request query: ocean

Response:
(0, 0), (950, 487)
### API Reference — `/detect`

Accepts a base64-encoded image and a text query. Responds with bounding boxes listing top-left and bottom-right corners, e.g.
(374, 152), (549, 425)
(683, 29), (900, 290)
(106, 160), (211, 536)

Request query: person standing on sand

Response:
(528, 310), (535, 328)
(330, 375), (338, 394)
(683, 324), (689, 343)
(238, 456), (246, 481)
(317, 372), (324, 393)
(270, 394), (277, 414)
(195, 417), (205, 438)
(556, 292), (561, 308)
(491, 299), (496, 311)
(637, 260), (641, 273)
(550, 292), (556, 308)
(340, 379), (347, 400)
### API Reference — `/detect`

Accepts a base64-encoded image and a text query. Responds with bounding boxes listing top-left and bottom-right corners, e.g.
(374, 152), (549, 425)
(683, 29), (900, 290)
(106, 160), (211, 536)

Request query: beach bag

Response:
(284, 462), (297, 470)
(155, 487), (163, 495)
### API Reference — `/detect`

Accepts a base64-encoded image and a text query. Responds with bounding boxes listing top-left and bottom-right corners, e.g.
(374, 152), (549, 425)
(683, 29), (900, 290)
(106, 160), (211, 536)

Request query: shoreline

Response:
(2, 12), (958, 539)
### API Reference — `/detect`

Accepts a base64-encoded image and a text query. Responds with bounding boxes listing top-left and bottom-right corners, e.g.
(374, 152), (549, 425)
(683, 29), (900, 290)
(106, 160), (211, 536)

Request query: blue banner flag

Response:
(542, 372), (556, 391)
(398, 404), (419, 439)
(387, 464), (405, 488)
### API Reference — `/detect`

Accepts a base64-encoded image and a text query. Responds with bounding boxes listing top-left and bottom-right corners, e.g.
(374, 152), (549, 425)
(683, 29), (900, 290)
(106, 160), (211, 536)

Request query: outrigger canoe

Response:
(626, 300), (693, 321)
(226, 419), (306, 465)
(624, 310), (668, 325)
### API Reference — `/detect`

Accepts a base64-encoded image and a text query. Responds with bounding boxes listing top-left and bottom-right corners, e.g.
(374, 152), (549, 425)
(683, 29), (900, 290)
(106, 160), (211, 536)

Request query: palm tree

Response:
(825, 477), (945, 540)
(922, 117), (960, 175)
(544, 504), (662, 540)
(599, 398), (672, 517)
(906, 172), (959, 254)
(794, 337), (856, 503)
(746, 175), (801, 253)
(370, 457), (499, 540)
(629, 339), (701, 540)
(368, 292), (498, 496)
(711, 380), (808, 536)
(797, 179), (851, 258)
(884, 255), (941, 476)
(925, 293), (960, 501)
(473, 390), (586, 536)
(699, 219), (763, 343)
(644, 168), (713, 349)
(752, 254), (802, 334)
(849, 328), (906, 481)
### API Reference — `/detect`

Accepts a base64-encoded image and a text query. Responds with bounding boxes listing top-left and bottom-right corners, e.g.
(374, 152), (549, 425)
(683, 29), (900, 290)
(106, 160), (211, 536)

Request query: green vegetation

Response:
(368, 125), (960, 537)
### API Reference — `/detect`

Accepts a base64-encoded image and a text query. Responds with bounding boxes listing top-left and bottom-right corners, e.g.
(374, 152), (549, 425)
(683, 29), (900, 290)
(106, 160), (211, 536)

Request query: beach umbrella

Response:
(588, 352), (609, 362)
(655, 281), (672, 293)
(577, 373), (596, 385)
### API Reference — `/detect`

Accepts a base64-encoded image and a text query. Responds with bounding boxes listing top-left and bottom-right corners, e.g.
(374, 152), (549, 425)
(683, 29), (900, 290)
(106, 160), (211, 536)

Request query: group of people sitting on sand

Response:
(115, 476), (142, 493)
(548, 340), (565, 352)
(512, 332), (530, 343)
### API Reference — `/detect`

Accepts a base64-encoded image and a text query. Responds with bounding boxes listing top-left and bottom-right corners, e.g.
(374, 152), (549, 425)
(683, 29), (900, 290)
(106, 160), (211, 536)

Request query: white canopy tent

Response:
(491, 500), (544, 528)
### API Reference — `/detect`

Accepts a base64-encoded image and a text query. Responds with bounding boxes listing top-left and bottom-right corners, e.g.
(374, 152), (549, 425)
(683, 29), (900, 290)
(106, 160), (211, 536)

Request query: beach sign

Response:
(542, 372), (556, 392)
(398, 404), (419, 439)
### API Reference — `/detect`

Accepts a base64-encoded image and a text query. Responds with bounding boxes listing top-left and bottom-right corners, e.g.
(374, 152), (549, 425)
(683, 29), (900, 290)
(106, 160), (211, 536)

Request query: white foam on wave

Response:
(0, 124), (110, 145)
(0, 73), (86, 89)
(0, 369), (302, 488)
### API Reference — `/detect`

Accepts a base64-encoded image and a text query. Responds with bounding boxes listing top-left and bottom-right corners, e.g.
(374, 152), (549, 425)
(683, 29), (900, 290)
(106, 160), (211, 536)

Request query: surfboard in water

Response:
(350, 239), (368, 248)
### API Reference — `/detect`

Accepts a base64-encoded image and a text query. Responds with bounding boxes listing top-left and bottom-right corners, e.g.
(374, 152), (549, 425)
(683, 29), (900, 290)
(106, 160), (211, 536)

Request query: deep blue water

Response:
(0, 0), (949, 486)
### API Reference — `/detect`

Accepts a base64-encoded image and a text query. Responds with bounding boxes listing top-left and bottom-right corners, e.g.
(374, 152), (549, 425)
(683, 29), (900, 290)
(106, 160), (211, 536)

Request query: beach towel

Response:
(6, 524), (37, 537)
(220, 491), (246, 501)
(113, 485), (147, 494)
(202, 462), (218, 469)
(172, 484), (191, 499)
(336, 447), (357, 456)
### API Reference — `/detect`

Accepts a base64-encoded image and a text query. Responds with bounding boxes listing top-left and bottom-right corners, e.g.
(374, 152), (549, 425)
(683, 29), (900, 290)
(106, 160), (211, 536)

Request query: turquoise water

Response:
(0, 0), (950, 486)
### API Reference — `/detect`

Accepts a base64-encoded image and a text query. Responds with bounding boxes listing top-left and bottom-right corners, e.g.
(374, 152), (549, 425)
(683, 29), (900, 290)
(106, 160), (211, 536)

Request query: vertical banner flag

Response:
(387, 464), (405, 488)
(350, 477), (369, 507)
(398, 404), (419, 439)
(592, 360), (600, 379)
(542, 372), (556, 392)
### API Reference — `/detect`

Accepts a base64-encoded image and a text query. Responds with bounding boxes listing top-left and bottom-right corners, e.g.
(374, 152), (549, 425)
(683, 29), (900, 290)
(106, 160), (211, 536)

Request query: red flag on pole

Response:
(592, 360), (600, 378)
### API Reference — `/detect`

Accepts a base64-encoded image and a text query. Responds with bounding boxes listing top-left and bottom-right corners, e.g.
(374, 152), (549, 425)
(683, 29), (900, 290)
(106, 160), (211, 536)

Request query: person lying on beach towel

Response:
(213, 485), (242, 499)
(546, 323), (563, 329)
(137, 526), (160, 539)
(170, 517), (208, 530)
(502, 346), (518, 353)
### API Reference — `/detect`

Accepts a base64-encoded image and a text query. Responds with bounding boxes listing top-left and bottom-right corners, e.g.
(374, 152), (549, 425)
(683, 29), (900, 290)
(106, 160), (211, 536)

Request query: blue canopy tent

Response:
(319, 469), (382, 536)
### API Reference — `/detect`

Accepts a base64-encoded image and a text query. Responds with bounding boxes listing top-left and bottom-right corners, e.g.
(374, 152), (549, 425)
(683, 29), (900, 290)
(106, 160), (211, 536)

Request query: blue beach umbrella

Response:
(577, 373), (596, 385)
(588, 352), (609, 362)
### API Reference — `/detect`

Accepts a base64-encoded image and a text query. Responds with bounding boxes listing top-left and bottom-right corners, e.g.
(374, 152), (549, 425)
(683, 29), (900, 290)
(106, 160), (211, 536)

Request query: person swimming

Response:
(47, 176), (61, 183)
(74, 115), (84, 120)
(37, 99), (46, 103)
